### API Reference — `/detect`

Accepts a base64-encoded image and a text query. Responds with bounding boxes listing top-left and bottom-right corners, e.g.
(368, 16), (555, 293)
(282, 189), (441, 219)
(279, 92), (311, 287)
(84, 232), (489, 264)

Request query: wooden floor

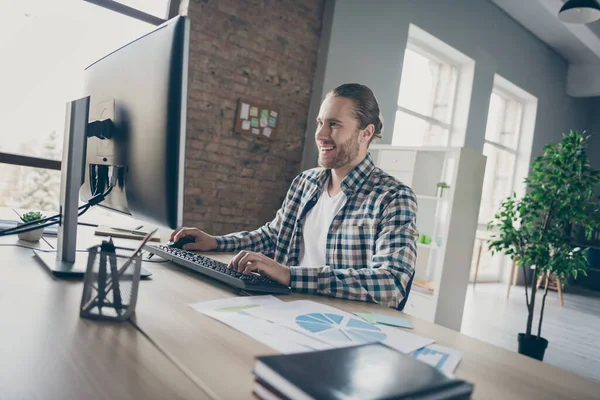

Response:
(461, 283), (600, 382)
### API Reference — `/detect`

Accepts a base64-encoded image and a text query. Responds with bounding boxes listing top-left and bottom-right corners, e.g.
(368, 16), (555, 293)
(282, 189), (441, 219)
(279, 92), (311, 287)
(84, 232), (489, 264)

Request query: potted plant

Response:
(487, 131), (600, 361)
(17, 211), (45, 242)
(436, 182), (450, 198)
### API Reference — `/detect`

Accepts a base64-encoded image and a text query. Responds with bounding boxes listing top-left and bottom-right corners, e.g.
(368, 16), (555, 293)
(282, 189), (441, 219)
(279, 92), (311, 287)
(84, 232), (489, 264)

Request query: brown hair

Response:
(329, 83), (383, 144)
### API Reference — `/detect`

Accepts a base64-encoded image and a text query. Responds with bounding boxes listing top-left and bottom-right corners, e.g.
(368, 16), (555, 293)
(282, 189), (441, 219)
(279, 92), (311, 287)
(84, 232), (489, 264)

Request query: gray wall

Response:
(588, 97), (600, 173)
(302, 0), (592, 170)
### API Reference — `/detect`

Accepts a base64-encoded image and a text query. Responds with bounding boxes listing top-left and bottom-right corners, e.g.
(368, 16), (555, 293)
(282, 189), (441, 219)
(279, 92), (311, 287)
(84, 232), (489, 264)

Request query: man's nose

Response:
(316, 125), (329, 140)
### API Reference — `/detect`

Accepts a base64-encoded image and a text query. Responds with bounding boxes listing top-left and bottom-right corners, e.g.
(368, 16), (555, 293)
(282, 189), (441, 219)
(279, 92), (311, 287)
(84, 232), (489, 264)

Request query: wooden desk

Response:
(0, 237), (211, 400)
(3, 226), (600, 400)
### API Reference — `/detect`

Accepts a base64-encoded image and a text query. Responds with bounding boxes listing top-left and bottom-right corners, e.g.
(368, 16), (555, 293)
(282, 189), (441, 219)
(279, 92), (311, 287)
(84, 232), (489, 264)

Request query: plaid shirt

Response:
(214, 153), (418, 308)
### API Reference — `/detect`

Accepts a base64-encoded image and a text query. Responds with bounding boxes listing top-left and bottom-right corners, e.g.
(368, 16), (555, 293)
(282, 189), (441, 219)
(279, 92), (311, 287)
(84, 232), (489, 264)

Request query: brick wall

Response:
(182, 0), (325, 235)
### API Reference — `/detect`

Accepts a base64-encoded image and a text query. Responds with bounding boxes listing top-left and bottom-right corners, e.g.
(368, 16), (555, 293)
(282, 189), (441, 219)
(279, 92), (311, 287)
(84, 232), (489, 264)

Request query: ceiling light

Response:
(558, 0), (600, 24)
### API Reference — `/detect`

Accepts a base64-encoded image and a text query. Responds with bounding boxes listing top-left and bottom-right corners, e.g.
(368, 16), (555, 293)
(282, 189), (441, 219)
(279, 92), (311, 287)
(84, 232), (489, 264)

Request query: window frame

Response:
(0, 0), (181, 173)
(395, 40), (460, 147)
(478, 89), (525, 228)
(84, 0), (181, 26)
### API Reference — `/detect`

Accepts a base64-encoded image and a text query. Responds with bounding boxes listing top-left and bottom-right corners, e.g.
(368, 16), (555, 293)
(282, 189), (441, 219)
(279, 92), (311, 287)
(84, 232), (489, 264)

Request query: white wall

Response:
(302, 0), (593, 170)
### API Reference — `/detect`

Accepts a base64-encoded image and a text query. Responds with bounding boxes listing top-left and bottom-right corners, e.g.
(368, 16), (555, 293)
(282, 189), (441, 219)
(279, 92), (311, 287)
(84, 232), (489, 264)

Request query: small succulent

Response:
(437, 182), (450, 189)
(20, 211), (44, 224)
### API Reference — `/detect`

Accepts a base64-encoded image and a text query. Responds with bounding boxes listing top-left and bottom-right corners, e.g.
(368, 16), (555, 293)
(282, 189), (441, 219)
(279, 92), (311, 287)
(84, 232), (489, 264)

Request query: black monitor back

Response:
(81, 16), (189, 229)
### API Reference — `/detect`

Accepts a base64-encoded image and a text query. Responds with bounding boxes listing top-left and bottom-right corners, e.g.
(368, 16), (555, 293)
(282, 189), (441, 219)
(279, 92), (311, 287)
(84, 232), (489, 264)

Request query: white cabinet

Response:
(369, 145), (486, 331)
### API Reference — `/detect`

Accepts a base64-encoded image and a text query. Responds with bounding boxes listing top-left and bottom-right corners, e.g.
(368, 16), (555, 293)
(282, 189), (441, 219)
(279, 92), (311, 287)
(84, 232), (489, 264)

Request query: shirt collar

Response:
(310, 153), (375, 195)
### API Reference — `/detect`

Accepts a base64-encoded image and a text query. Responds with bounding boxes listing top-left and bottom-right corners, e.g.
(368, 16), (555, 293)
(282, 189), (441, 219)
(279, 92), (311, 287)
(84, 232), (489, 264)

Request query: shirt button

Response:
(312, 197), (317, 202)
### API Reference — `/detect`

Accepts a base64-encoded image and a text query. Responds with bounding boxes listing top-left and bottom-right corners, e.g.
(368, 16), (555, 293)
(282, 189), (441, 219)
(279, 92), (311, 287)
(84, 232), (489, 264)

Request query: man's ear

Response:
(361, 124), (375, 144)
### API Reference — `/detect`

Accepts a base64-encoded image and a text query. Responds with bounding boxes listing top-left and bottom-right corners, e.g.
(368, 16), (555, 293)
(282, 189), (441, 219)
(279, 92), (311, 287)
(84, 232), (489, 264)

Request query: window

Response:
(0, 0), (177, 212)
(471, 77), (537, 282)
(393, 45), (458, 147)
(478, 91), (524, 224)
(393, 25), (474, 148)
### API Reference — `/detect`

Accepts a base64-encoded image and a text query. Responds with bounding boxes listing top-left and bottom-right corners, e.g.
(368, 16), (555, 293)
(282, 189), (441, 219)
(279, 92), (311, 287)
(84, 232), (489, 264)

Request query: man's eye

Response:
(329, 122), (337, 128)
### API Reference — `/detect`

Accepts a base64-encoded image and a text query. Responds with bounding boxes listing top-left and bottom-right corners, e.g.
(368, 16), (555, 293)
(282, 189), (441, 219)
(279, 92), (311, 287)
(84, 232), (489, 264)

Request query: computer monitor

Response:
(81, 15), (189, 229)
(35, 15), (190, 277)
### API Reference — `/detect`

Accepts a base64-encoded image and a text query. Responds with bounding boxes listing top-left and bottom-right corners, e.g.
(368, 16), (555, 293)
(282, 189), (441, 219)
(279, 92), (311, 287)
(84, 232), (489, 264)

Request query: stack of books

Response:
(413, 280), (435, 295)
(252, 343), (473, 400)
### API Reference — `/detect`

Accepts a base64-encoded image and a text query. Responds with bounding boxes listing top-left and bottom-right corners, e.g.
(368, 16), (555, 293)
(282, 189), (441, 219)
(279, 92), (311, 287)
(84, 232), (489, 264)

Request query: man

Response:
(171, 83), (418, 309)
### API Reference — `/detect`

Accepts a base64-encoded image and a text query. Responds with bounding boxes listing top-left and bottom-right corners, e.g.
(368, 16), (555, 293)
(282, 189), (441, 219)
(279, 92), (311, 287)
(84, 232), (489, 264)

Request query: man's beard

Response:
(318, 130), (360, 169)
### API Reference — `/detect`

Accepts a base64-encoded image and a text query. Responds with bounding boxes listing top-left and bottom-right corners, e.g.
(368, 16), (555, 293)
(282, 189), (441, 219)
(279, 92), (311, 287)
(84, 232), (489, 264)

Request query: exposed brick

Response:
(183, 0), (325, 235)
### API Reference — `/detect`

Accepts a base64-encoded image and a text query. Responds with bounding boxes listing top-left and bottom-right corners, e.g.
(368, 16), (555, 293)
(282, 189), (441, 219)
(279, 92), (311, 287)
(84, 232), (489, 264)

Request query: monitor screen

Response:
(80, 16), (189, 229)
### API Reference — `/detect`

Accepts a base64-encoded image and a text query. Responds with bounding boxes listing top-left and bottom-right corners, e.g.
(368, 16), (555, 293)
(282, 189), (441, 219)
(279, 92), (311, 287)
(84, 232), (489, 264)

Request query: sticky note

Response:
(249, 107), (258, 117)
(354, 312), (413, 329)
(242, 120), (251, 130)
(262, 127), (272, 138)
(251, 118), (259, 128)
(354, 312), (377, 324)
(260, 109), (269, 119)
(268, 117), (276, 127)
(270, 110), (278, 118)
(251, 128), (260, 135)
(260, 118), (268, 127)
(240, 103), (249, 119)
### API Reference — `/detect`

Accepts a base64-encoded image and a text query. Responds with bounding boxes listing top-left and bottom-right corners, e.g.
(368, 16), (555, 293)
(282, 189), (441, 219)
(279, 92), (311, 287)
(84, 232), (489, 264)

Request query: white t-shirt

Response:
(297, 179), (346, 267)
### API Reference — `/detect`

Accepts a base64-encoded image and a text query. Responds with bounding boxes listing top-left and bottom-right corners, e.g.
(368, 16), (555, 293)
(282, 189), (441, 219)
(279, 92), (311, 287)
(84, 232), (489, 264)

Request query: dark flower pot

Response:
(518, 333), (548, 361)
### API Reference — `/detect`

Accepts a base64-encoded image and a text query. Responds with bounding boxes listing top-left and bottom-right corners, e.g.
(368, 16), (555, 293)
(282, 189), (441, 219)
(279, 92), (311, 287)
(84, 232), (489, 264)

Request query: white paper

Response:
(270, 110), (278, 118)
(259, 118), (268, 128)
(252, 128), (260, 135)
(240, 103), (250, 119)
(190, 296), (330, 354)
(246, 300), (434, 354)
(242, 120), (251, 130)
(410, 344), (463, 375)
(262, 127), (272, 138)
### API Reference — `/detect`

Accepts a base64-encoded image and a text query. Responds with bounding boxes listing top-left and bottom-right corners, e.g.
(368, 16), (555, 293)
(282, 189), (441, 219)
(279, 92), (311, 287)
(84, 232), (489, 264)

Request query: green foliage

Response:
(20, 211), (44, 223)
(436, 182), (450, 189)
(487, 131), (600, 337)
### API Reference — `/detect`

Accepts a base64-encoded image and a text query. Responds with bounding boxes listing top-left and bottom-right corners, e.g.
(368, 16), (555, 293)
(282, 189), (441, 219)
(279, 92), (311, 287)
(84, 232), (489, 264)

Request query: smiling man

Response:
(171, 83), (418, 309)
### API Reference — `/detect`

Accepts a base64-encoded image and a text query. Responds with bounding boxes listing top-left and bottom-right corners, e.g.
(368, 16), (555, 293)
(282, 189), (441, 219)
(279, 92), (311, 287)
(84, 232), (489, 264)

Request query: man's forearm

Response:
(289, 264), (412, 308)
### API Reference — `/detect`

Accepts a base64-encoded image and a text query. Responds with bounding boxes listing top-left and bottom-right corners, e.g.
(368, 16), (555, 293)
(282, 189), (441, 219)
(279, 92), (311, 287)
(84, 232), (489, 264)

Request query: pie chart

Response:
(295, 313), (387, 343)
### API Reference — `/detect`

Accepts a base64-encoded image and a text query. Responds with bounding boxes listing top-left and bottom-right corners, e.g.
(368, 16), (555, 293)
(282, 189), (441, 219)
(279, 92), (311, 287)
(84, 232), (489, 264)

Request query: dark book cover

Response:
(254, 343), (473, 400)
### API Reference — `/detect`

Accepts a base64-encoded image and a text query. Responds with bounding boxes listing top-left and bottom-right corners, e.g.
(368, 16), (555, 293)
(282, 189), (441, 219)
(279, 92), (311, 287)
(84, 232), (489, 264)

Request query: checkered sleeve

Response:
(289, 187), (418, 309)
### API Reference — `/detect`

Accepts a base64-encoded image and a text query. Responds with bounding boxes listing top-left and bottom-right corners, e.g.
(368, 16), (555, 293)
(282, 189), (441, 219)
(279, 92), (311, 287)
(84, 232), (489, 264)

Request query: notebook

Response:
(253, 343), (473, 400)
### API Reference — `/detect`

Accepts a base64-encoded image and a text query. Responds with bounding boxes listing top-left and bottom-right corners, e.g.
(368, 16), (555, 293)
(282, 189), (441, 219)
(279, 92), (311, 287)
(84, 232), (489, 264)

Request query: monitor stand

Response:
(35, 97), (91, 278)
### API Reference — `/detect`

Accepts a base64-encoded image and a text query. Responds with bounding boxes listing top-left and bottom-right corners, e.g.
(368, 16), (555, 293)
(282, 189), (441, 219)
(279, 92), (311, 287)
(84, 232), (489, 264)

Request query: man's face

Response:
(315, 95), (363, 170)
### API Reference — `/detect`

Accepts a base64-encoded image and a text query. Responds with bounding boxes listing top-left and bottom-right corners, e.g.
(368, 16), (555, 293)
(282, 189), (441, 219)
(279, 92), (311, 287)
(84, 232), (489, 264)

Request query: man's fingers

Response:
(228, 251), (248, 272)
(238, 253), (259, 274)
(242, 261), (259, 275)
(173, 227), (197, 243)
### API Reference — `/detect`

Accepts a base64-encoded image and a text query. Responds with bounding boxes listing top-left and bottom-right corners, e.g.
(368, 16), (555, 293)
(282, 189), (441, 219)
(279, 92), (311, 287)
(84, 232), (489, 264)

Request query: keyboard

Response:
(144, 244), (290, 294)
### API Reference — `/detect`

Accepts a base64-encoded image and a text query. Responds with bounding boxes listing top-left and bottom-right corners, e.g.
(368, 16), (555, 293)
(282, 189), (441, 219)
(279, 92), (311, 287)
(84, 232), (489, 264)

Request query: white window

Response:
(471, 76), (537, 283)
(393, 45), (458, 147)
(0, 0), (161, 212)
(392, 25), (474, 148)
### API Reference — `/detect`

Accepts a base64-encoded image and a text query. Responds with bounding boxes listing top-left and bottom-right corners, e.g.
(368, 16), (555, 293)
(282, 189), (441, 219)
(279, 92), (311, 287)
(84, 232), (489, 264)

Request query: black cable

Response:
(0, 186), (111, 237)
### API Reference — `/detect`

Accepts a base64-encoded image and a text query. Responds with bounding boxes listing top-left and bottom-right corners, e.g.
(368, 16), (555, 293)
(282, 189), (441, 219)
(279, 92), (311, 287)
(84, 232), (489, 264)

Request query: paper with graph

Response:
(410, 344), (463, 375)
(246, 300), (434, 354)
(189, 296), (331, 354)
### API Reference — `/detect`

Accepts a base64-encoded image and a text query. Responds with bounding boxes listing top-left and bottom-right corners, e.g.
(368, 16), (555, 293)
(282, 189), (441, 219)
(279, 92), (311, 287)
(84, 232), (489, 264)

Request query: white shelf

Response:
(371, 145), (486, 331)
(416, 194), (442, 201)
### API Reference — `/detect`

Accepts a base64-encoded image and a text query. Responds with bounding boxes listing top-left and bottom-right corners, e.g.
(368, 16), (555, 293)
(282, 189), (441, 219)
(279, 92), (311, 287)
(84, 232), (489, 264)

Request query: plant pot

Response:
(17, 223), (44, 242)
(517, 333), (548, 361)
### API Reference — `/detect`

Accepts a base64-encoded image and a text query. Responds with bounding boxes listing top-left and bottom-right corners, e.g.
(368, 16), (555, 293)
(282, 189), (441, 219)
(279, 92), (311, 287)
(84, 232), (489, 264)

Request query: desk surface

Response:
(2, 227), (600, 400)
(0, 237), (210, 400)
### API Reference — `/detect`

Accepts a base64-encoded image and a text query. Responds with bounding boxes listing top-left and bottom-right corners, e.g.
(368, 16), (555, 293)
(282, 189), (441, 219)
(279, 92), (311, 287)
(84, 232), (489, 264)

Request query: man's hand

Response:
(169, 227), (217, 251)
(227, 251), (291, 286)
